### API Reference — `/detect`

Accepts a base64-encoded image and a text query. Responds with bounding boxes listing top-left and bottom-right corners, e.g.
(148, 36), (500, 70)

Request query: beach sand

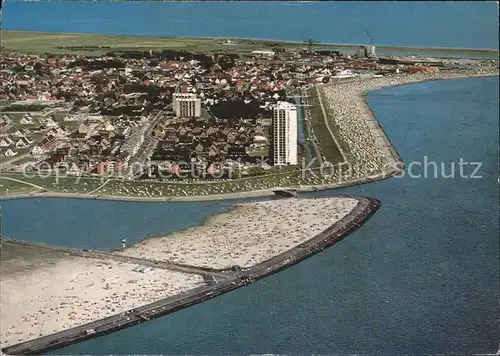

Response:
(117, 196), (360, 269)
(0, 254), (203, 348)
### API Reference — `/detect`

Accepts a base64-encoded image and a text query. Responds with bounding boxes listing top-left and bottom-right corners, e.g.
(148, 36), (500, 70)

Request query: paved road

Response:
(127, 104), (171, 177)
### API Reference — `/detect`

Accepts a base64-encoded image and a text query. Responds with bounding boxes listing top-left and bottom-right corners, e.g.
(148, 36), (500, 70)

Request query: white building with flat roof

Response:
(272, 101), (298, 166)
(173, 93), (201, 118)
(251, 50), (275, 57)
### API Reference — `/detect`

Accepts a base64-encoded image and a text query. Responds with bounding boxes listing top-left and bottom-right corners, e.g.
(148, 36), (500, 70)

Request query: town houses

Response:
(0, 46), (465, 178)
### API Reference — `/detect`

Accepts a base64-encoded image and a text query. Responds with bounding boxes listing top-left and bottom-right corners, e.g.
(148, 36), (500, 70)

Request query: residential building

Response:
(4, 149), (17, 157)
(272, 101), (297, 166)
(173, 93), (201, 118)
(45, 116), (59, 129)
(251, 50), (275, 58)
(15, 138), (30, 148)
(365, 45), (377, 58)
(20, 115), (34, 125)
(96, 158), (128, 175)
(31, 145), (44, 155)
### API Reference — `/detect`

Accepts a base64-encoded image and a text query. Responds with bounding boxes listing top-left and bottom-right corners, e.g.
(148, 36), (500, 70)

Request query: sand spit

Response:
(118, 197), (359, 269)
(0, 256), (203, 348)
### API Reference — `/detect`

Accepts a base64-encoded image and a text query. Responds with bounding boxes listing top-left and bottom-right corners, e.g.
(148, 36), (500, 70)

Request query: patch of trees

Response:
(11, 64), (26, 73)
(55, 46), (111, 51)
(314, 50), (341, 57)
(113, 50), (236, 70)
(53, 91), (78, 102)
(123, 83), (170, 95)
(102, 50), (241, 70)
(68, 59), (125, 70)
(89, 75), (109, 86)
(113, 49), (209, 61)
(214, 53), (238, 70)
(122, 84), (174, 104)
(1, 105), (46, 112)
(28, 62), (51, 76)
(67, 59), (88, 68)
(209, 99), (267, 120)
(100, 105), (144, 116)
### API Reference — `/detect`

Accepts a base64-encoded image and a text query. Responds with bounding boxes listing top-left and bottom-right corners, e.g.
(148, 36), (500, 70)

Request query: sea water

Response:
(3, 1), (498, 50)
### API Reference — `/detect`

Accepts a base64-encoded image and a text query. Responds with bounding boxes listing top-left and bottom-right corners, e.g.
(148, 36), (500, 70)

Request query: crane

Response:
(364, 29), (373, 46)
(363, 29), (377, 58)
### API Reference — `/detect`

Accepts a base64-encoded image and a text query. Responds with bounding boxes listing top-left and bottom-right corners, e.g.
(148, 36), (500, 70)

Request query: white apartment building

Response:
(272, 101), (298, 166)
(173, 93), (201, 118)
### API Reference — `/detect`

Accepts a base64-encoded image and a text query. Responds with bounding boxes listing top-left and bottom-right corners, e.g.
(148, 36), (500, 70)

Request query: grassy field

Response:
(0, 173), (108, 194)
(4, 31), (497, 57)
(2, 31), (296, 55)
(306, 87), (346, 165)
(0, 177), (40, 196)
(0, 164), (351, 198)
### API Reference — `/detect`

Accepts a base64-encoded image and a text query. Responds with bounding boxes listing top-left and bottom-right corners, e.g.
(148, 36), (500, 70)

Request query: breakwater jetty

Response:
(1, 196), (380, 355)
(0, 238), (232, 280)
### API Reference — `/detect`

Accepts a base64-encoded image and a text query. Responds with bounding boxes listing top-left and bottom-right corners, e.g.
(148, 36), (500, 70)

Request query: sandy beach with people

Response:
(117, 197), (360, 269)
(0, 255), (203, 348)
(315, 68), (498, 180)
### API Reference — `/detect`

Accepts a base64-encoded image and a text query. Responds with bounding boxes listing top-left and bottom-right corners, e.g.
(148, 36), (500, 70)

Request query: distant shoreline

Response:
(3, 30), (499, 54)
